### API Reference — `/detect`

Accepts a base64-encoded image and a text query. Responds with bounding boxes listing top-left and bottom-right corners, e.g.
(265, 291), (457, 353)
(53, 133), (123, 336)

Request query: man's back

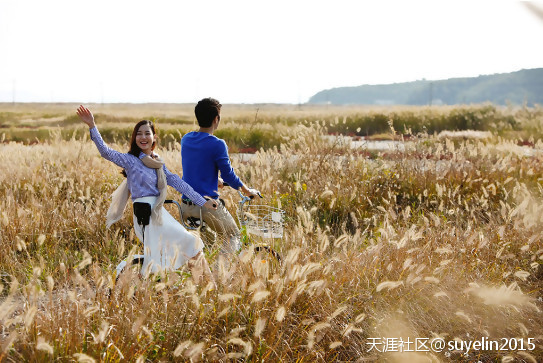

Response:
(181, 131), (241, 199)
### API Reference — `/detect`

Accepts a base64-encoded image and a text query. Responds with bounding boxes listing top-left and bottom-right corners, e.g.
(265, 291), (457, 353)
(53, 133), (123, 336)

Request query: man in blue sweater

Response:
(180, 97), (260, 256)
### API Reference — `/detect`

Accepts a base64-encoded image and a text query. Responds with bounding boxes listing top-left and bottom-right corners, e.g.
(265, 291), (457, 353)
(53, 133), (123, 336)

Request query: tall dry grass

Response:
(0, 114), (542, 361)
(2, 102), (543, 147)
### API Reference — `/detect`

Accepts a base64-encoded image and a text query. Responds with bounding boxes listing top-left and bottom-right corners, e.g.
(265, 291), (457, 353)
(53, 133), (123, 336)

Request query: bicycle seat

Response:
(187, 217), (205, 229)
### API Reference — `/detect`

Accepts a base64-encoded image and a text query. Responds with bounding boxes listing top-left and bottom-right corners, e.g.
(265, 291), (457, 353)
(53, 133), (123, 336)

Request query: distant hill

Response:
(308, 68), (543, 106)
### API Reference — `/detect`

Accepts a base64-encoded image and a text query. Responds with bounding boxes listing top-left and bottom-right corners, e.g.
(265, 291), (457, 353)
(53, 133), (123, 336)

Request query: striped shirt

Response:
(90, 127), (207, 206)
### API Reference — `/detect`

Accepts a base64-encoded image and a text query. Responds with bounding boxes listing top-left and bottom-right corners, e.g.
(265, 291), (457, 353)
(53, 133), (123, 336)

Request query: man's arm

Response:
(215, 141), (260, 198)
(239, 184), (260, 198)
(215, 140), (242, 188)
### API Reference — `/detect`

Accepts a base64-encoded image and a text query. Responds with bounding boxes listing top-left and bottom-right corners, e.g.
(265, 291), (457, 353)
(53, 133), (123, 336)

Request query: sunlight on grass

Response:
(0, 103), (542, 361)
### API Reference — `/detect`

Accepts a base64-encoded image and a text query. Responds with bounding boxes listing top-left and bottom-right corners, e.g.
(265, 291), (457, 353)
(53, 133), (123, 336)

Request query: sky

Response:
(0, 0), (542, 104)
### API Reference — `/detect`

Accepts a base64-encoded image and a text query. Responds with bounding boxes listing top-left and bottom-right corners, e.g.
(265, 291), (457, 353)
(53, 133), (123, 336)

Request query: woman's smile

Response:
(136, 124), (156, 154)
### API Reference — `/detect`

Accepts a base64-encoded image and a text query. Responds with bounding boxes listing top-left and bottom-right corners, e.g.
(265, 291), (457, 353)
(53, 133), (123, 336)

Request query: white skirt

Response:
(133, 196), (203, 275)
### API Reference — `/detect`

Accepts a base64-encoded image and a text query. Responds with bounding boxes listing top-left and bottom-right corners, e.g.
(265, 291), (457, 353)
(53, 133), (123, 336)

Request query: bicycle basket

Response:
(237, 204), (285, 239)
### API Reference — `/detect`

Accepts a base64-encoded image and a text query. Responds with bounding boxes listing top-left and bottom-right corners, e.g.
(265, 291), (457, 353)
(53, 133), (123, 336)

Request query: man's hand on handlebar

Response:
(245, 188), (262, 199)
(223, 182), (263, 199)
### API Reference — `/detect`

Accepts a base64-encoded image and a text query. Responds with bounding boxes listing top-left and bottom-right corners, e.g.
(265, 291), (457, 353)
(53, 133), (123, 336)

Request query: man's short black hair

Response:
(195, 97), (222, 128)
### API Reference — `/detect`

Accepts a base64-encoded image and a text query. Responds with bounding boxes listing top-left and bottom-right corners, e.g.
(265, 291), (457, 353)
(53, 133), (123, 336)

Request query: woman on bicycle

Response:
(77, 105), (216, 283)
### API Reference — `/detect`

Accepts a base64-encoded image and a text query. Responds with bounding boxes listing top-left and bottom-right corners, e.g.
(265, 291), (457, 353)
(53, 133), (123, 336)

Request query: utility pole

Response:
(297, 79), (302, 110)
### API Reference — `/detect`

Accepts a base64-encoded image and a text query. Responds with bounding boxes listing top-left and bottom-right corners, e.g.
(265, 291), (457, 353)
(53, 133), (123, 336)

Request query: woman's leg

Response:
(158, 207), (215, 285)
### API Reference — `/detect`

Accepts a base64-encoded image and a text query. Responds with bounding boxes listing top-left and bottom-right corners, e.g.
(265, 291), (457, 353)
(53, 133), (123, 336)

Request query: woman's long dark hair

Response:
(122, 120), (158, 177)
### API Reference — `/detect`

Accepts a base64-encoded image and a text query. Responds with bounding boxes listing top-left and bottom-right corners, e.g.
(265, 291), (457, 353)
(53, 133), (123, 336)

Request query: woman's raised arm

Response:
(76, 105), (134, 169)
(76, 105), (96, 128)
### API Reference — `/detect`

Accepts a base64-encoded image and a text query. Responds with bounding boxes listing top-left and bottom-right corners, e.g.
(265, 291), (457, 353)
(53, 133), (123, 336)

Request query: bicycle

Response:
(167, 187), (284, 262)
(235, 190), (284, 261)
(115, 186), (284, 279)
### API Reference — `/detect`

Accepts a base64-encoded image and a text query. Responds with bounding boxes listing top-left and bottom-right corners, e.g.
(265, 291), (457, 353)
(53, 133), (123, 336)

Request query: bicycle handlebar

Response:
(222, 182), (262, 201)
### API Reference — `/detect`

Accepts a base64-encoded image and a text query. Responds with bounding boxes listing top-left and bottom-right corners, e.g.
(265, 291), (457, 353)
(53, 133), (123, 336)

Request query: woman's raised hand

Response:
(76, 105), (96, 128)
(203, 199), (218, 211)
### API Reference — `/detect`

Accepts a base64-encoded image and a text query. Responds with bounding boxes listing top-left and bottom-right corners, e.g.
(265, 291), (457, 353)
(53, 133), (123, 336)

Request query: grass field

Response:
(0, 103), (542, 361)
(2, 102), (542, 150)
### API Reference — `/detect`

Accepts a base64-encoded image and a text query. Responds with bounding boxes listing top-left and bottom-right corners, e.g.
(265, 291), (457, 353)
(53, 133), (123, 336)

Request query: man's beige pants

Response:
(179, 200), (241, 255)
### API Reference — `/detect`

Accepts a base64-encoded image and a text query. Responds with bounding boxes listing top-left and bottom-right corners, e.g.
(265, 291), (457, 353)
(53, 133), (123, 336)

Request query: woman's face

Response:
(136, 124), (156, 155)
